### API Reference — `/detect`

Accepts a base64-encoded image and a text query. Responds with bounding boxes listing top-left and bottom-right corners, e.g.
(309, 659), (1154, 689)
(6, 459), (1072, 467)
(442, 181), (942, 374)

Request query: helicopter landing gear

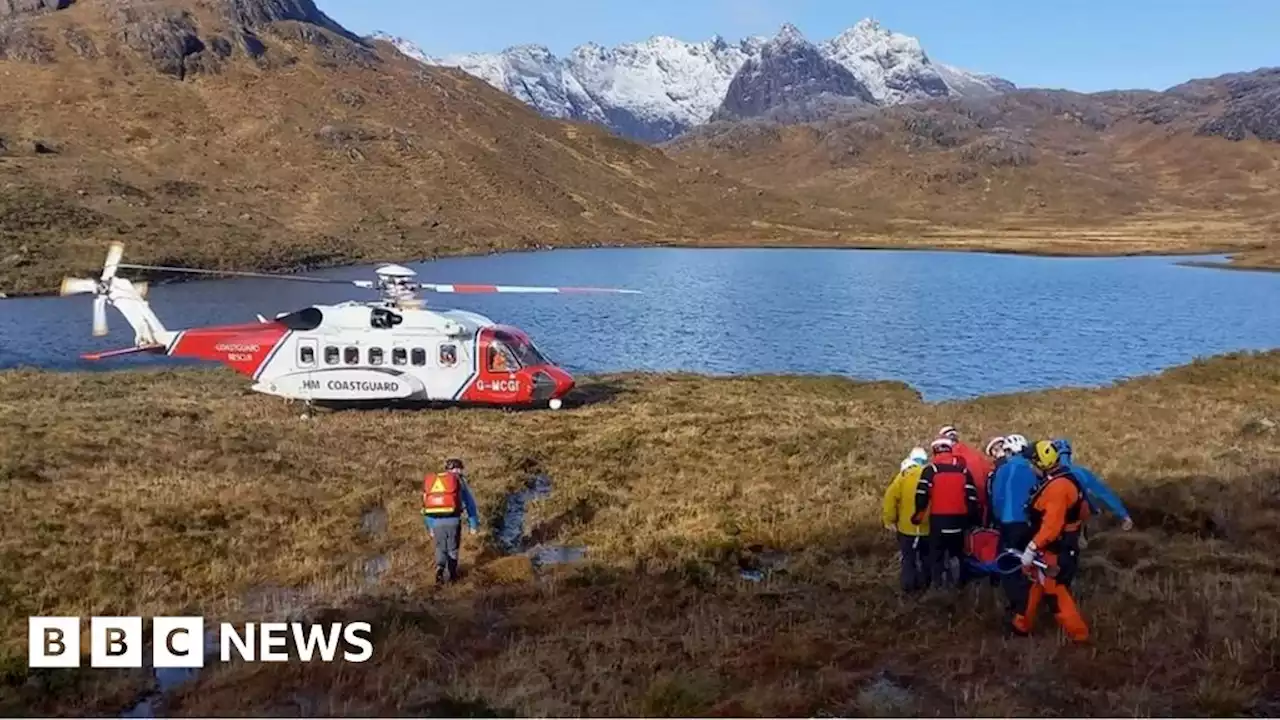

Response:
(299, 399), (314, 421)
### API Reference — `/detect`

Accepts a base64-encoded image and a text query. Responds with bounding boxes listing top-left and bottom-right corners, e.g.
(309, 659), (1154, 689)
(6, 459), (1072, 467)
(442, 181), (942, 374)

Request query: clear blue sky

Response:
(317, 0), (1279, 92)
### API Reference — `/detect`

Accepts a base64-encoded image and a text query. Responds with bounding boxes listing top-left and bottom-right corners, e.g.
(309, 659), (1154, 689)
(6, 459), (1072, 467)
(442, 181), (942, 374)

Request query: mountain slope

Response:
(666, 70), (1280, 261)
(711, 23), (874, 123)
(386, 20), (1013, 143)
(0, 0), (839, 295)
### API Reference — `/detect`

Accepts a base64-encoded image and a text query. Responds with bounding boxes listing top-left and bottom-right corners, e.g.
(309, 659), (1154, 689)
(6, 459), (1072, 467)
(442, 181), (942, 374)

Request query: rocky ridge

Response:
(376, 19), (1013, 142)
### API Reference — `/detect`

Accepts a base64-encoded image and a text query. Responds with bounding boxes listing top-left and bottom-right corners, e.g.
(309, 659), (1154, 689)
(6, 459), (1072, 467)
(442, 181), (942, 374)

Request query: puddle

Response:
(496, 474), (553, 553)
(362, 554), (390, 584)
(530, 544), (587, 566)
(120, 630), (220, 718)
(360, 505), (388, 537)
(495, 474), (586, 568)
(737, 544), (790, 582)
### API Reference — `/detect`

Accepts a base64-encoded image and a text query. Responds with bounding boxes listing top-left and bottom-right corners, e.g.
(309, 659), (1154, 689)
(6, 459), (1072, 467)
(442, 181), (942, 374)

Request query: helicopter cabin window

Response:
(343, 347), (359, 365)
(368, 347), (384, 365)
(410, 348), (427, 366)
(324, 346), (340, 365)
(299, 345), (316, 366)
(392, 348), (408, 366)
(439, 344), (458, 368)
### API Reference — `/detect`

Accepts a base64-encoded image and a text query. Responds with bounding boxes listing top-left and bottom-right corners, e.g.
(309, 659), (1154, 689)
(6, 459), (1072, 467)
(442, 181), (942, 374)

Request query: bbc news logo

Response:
(29, 617), (373, 668)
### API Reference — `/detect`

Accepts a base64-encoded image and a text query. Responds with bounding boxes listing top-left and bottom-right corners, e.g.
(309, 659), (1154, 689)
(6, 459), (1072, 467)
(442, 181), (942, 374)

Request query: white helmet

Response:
(1004, 434), (1028, 454)
(930, 437), (954, 453)
(938, 425), (959, 441)
(985, 436), (1006, 457)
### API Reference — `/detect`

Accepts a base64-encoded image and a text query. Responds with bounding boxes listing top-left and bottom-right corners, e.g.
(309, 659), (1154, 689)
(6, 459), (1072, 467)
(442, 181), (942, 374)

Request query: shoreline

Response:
(2, 235), (1269, 299)
(4, 348), (1277, 406)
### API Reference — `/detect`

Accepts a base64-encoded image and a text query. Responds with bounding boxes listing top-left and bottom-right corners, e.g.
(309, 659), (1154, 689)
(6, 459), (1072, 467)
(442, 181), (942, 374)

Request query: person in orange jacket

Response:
(1009, 441), (1090, 642)
(938, 425), (994, 526)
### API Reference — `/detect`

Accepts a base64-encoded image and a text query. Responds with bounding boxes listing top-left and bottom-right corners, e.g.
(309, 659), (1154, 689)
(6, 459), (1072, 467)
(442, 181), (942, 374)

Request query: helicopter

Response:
(60, 242), (640, 411)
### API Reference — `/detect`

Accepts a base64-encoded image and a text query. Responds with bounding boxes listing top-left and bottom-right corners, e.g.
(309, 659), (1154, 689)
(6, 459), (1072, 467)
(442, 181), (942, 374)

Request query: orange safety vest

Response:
(422, 471), (461, 516)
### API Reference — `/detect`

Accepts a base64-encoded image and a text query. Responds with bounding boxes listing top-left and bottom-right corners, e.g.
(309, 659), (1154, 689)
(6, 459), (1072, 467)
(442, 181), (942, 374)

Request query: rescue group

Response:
(881, 425), (1135, 643)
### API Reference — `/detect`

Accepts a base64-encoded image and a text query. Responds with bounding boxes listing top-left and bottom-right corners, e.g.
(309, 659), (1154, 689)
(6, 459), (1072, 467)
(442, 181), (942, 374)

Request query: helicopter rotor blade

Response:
(116, 263), (375, 288)
(60, 277), (98, 296)
(416, 283), (641, 295)
(92, 295), (109, 337)
(101, 242), (124, 282)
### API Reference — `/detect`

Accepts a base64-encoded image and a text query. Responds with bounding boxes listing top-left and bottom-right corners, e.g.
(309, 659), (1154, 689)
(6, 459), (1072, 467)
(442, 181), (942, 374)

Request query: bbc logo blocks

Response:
(30, 616), (205, 668)
(29, 616), (373, 667)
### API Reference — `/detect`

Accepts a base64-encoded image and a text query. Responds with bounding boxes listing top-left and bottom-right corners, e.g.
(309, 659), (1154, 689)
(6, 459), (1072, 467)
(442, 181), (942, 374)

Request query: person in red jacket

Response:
(912, 437), (981, 588)
(938, 425), (994, 525)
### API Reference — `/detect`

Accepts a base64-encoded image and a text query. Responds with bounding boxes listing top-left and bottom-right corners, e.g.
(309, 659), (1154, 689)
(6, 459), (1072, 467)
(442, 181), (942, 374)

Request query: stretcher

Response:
(964, 528), (1058, 577)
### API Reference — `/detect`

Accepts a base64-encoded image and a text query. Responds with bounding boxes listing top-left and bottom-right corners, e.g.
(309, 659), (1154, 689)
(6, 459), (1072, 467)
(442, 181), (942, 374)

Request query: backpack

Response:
(964, 527), (1002, 573)
(422, 471), (461, 516)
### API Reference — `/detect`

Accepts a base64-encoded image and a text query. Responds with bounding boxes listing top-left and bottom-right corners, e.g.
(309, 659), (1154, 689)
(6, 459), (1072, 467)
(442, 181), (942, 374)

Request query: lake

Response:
(1, 248), (1277, 401)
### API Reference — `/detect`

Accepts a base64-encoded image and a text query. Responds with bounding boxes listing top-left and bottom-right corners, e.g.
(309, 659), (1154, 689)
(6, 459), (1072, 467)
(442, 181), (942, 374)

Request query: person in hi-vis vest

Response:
(422, 458), (480, 584)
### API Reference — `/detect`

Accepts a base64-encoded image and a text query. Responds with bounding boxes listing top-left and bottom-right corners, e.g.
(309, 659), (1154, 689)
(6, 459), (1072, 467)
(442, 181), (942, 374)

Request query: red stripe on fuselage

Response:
(168, 322), (288, 377)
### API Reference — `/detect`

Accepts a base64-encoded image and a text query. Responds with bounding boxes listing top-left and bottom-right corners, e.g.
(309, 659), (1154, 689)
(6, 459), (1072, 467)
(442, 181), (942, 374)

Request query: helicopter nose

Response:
(531, 366), (574, 401)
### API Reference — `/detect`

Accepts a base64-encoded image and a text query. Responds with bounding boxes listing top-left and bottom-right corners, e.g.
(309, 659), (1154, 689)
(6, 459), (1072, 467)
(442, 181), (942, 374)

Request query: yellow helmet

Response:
(1032, 440), (1060, 470)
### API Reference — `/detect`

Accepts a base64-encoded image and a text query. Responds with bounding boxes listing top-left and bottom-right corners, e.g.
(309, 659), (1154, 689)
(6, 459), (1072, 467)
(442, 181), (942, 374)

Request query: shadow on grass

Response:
(11, 463), (1268, 718)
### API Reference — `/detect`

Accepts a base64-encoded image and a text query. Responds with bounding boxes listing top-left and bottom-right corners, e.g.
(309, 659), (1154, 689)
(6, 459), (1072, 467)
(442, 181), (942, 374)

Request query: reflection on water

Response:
(2, 249), (1278, 400)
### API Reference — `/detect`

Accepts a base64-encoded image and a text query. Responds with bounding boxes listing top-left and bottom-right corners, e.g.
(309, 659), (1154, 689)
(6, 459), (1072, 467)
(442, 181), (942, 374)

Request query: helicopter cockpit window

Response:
(392, 348), (407, 366)
(494, 331), (548, 368)
(439, 344), (457, 368)
(343, 347), (359, 365)
(369, 347), (384, 366)
(487, 342), (518, 372)
(370, 308), (403, 330)
(324, 346), (339, 365)
(410, 348), (427, 366)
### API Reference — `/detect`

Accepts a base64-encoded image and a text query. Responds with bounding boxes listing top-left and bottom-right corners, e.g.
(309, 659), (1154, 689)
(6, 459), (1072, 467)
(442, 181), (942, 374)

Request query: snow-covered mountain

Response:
(713, 23), (876, 123)
(371, 20), (1013, 142)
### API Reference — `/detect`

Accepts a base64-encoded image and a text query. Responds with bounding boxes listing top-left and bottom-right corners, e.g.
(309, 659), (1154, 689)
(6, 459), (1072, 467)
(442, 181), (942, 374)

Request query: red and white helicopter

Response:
(60, 242), (640, 411)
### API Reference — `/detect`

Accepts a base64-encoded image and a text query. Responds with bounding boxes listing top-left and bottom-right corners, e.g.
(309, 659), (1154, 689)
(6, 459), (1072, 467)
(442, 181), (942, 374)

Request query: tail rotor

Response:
(60, 242), (148, 337)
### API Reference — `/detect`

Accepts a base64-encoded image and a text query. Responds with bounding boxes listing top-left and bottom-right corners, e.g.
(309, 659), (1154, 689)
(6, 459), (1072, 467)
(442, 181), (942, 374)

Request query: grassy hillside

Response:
(0, 0), (846, 296)
(666, 75), (1280, 267)
(2, 352), (1278, 715)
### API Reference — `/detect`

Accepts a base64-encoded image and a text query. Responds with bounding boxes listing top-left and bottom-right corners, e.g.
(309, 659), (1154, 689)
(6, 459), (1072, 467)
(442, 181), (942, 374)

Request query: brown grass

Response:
(2, 1), (1278, 299)
(665, 93), (1280, 270)
(2, 352), (1279, 715)
(0, 0), (847, 296)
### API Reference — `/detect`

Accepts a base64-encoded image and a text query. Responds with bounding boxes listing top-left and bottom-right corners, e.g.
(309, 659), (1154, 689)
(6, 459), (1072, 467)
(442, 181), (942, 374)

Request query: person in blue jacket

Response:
(988, 434), (1040, 617)
(1051, 438), (1135, 533)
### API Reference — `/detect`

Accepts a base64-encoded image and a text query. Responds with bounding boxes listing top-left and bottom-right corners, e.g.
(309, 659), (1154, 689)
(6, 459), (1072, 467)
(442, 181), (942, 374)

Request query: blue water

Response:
(1, 248), (1277, 400)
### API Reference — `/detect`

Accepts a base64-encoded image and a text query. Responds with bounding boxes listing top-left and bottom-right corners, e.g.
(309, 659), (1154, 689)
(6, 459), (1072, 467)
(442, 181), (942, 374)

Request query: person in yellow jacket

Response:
(883, 447), (931, 593)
